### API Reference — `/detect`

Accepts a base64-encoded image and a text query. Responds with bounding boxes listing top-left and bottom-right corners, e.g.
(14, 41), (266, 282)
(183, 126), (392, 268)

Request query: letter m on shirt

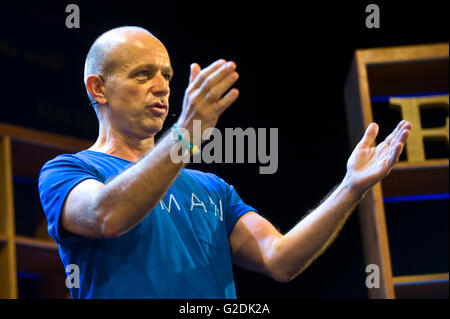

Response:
(160, 194), (181, 213)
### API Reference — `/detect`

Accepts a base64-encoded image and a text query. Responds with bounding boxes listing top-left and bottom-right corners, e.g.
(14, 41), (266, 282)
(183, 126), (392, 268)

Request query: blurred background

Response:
(0, 0), (448, 298)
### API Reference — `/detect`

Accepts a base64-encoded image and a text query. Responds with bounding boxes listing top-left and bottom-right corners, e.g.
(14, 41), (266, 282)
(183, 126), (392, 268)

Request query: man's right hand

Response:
(176, 59), (239, 142)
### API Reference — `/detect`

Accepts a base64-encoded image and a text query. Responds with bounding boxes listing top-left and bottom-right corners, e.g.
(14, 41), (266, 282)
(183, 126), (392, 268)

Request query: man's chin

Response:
(143, 118), (165, 136)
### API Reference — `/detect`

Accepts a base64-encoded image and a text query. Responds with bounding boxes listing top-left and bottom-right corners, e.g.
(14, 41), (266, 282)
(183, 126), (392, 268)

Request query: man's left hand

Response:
(344, 120), (412, 195)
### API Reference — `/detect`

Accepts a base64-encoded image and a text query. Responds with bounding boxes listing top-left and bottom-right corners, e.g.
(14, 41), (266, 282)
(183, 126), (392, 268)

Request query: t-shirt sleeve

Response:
(207, 174), (258, 236)
(38, 154), (102, 245)
(224, 184), (258, 236)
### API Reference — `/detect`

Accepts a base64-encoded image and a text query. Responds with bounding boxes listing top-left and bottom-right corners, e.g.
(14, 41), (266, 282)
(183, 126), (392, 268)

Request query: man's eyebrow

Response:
(164, 66), (174, 75)
(129, 63), (173, 75)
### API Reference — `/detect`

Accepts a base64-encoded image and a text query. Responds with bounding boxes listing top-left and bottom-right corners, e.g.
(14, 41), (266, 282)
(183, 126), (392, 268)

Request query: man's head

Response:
(84, 26), (173, 138)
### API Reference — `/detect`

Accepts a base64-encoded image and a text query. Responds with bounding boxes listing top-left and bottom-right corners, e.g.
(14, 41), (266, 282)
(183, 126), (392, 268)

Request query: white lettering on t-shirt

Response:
(160, 194), (181, 213)
(209, 197), (217, 217)
(209, 197), (223, 222)
(191, 193), (207, 212)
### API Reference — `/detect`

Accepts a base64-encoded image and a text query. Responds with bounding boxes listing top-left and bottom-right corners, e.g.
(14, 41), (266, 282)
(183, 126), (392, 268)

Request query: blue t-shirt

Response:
(38, 150), (257, 299)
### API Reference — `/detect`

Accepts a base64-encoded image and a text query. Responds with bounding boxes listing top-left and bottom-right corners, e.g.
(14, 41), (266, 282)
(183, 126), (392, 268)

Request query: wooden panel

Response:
(15, 236), (68, 298)
(15, 237), (60, 276)
(0, 234), (8, 243)
(15, 236), (58, 250)
(394, 273), (449, 299)
(0, 242), (16, 298)
(345, 43), (449, 299)
(1, 122), (94, 181)
(354, 43), (449, 137)
(0, 124), (91, 298)
(11, 140), (76, 180)
(0, 122), (93, 180)
(344, 56), (367, 148)
(394, 272), (449, 283)
(0, 136), (14, 235)
(0, 136), (18, 298)
(367, 58), (448, 97)
(0, 122), (93, 152)
(382, 160), (449, 197)
(346, 54), (392, 297)
(356, 43), (449, 64)
(357, 185), (395, 299)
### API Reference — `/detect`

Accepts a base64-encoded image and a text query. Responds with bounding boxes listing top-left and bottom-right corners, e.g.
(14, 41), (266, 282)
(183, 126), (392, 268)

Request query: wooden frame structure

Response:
(0, 123), (92, 298)
(344, 43), (449, 298)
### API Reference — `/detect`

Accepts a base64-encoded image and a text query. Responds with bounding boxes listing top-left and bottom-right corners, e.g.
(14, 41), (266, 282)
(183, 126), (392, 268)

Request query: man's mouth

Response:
(147, 102), (168, 117)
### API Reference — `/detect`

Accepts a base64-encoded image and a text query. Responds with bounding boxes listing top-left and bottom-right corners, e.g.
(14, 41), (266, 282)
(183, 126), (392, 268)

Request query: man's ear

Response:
(86, 74), (107, 105)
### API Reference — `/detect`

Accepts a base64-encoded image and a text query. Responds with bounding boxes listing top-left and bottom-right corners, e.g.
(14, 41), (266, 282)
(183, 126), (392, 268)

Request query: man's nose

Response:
(151, 72), (170, 97)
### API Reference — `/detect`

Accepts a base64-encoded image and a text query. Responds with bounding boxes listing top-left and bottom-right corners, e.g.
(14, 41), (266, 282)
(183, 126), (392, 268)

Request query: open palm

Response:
(346, 120), (412, 193)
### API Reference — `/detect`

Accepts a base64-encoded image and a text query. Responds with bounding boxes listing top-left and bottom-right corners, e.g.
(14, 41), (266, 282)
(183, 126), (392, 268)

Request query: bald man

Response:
(38, 26), (411, 299)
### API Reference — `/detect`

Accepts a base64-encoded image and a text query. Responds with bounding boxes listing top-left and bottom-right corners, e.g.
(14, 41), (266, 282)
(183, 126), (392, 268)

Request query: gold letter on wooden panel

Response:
(389, 95), (449, 162)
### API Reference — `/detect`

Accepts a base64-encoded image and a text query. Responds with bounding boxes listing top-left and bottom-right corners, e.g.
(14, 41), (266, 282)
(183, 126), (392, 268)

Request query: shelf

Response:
(15, 236), (68, 298)
(11, 140), (71, 180)
(0, 233), (8, 243)
(382, 159), (449, 197)
(0, 123), (89, 298)
(366, 57), (449, 97)
(393, 159), (449, 168)
(393, 273), (449, 299)
(0, 123), (92, 152)
(15, 236), (59, 276)
(0, 122), (93, 180)
(15, 236), (58, 250)
(345, 43), (449, 299)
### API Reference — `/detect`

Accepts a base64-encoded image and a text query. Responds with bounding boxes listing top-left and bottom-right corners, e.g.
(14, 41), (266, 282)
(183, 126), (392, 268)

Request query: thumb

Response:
(189, 63), (201, 84)
(358, 122), (379, 148)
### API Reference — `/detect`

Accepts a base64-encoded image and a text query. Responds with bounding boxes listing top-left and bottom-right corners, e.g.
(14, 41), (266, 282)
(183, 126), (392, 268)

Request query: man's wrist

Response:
(341, 173), (368, 202)
(170, 123), (200, 157)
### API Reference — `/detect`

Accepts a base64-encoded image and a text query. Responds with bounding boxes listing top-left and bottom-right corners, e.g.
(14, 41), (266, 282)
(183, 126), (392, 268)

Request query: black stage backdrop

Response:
(0, 0), (448, 299)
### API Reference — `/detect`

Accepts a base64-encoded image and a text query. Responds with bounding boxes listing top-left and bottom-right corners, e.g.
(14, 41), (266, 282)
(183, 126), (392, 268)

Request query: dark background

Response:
(1, 0), (448, 298)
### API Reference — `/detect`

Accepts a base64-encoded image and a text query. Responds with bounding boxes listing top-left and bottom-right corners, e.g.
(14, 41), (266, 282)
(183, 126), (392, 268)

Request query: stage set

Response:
(0, 1), (448, 299)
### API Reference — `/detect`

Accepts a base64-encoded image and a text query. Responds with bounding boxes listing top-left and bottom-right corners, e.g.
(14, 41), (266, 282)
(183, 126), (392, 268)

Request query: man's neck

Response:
(89, 124), (156, 162)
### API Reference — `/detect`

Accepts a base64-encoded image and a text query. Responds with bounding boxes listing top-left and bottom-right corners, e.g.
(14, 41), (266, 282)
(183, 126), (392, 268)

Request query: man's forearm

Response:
(270, 176), (365, 282)
(93, 132), (185, 238)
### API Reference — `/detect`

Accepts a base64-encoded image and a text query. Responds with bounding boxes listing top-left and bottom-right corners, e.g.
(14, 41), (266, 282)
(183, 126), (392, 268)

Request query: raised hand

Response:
(345, 120), (412, 194)
(177, 59), (239, 140)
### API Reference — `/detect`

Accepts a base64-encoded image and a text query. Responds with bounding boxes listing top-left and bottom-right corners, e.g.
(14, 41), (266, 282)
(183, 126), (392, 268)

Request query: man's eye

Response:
(135, 70), (149, 78)
(163, 73), (172, 81)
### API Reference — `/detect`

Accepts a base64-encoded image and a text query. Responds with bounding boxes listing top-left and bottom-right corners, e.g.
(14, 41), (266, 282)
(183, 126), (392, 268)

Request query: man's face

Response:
(103, 32), (173, 138)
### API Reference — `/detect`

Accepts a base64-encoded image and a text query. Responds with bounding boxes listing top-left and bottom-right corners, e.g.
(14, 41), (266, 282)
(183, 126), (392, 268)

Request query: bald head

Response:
(84, 26), (167, 103)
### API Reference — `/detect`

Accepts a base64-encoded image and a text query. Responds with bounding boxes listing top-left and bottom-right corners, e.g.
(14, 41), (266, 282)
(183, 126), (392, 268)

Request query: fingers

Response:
(187, 59), (239, 112)
(189, 60), (238, 98)
(382, 121), (402, 146)
(180, 58), (240, 131)
(385, 121), (411, 158)
(216, 88), (239, 113)
(189, 59), (227, 90)
(189, 63), (201, 84)
(199, 61), (237, 99)
(203, 67), (239, 103)
(384, 120), (411, 146)
(387, 141), (404, 168)
(385, 121), (412, 167)
(394, 121), (411, 145)
(358, 122), (379, 148)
